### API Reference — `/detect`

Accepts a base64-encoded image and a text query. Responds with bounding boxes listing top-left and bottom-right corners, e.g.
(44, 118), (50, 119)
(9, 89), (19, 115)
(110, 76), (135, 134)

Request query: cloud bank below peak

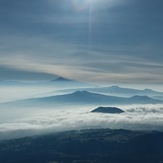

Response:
(0, 104), (163, 140)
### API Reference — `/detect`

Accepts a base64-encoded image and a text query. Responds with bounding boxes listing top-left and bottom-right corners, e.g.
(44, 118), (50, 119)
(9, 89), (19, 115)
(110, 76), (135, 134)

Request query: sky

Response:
(0, 0), (163, 87)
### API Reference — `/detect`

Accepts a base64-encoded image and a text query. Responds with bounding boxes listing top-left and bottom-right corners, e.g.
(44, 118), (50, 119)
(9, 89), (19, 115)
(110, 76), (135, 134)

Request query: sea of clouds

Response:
(1, 104), (163, 140)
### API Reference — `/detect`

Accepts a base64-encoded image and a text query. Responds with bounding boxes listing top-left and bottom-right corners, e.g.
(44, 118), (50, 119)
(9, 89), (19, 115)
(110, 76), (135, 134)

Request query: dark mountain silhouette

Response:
(1, 129), (163, 163)
(1, 91), (163, 108)
(91, 106), (124, 114)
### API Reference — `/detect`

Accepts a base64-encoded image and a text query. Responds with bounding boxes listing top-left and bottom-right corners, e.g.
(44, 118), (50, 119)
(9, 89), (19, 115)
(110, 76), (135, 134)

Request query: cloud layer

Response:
(1, 104), (163, 140)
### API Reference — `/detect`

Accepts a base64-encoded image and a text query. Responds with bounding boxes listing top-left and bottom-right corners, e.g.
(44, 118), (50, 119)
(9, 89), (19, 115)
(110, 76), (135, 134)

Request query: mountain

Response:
(49, 86), (163, 99)
(50, 77), (75, 82)
(46, 77), (94, 88)
(1, 91), (163, 108)
(86, 86), (163, 97)
(46, 91), (163, 105)
(91, 106), (124, 114)
(1, 129), (163, 163)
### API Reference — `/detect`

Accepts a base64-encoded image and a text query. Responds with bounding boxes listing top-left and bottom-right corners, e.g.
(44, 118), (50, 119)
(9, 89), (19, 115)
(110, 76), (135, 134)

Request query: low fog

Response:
(1, 104), (163, 140)
(1, 84), (163, 140)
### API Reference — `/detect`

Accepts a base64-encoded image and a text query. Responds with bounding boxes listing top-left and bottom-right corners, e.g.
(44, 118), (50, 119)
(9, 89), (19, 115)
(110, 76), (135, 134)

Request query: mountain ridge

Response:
(1, 90), (163, 108)
(52, 85), (163, 98)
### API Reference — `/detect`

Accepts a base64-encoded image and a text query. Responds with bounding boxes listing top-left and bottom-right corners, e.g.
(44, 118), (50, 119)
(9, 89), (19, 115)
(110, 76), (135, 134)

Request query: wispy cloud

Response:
(0, 34), (163, 84)
(0, 0), (163, 85)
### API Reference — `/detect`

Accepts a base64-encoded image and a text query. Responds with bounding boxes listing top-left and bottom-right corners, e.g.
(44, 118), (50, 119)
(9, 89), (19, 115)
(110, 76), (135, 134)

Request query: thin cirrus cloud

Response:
(0, 35), (163, 84)
(0, 0), (163, 85)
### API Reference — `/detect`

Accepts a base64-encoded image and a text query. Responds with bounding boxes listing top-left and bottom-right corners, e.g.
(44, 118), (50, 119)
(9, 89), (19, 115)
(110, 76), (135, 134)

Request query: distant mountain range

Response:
(86, 86), (163, 97)
(52, 85), (163, 99)
(1, 90), (163, 108)
(1, 77), (163, 100)
(1, 77), (163, 107)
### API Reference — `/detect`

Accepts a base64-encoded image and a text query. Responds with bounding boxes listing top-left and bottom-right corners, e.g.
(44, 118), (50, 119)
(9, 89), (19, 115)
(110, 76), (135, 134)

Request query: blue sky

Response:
(0, 0), (163, 86)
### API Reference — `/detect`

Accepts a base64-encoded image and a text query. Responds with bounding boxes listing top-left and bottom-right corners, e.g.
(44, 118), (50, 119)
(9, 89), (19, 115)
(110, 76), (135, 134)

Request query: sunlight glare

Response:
(71, 0), (94, 12)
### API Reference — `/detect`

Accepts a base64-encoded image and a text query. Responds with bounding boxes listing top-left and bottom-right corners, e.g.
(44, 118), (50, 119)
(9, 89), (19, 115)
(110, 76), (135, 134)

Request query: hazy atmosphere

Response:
(0, 0), (163, 89)
(1, 104), (163, 140)
(1, 1), (163, 162)
(0, 0), (163, 146)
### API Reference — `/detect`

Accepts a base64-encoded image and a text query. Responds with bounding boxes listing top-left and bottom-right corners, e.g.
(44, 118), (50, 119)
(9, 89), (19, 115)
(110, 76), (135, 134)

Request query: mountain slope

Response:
(86, 86), (163, 97)
(1, 91), (163, 108)
(0, 129), (163, 163)
(50, 86), (163, 98)
(40, 90), (163, 105)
